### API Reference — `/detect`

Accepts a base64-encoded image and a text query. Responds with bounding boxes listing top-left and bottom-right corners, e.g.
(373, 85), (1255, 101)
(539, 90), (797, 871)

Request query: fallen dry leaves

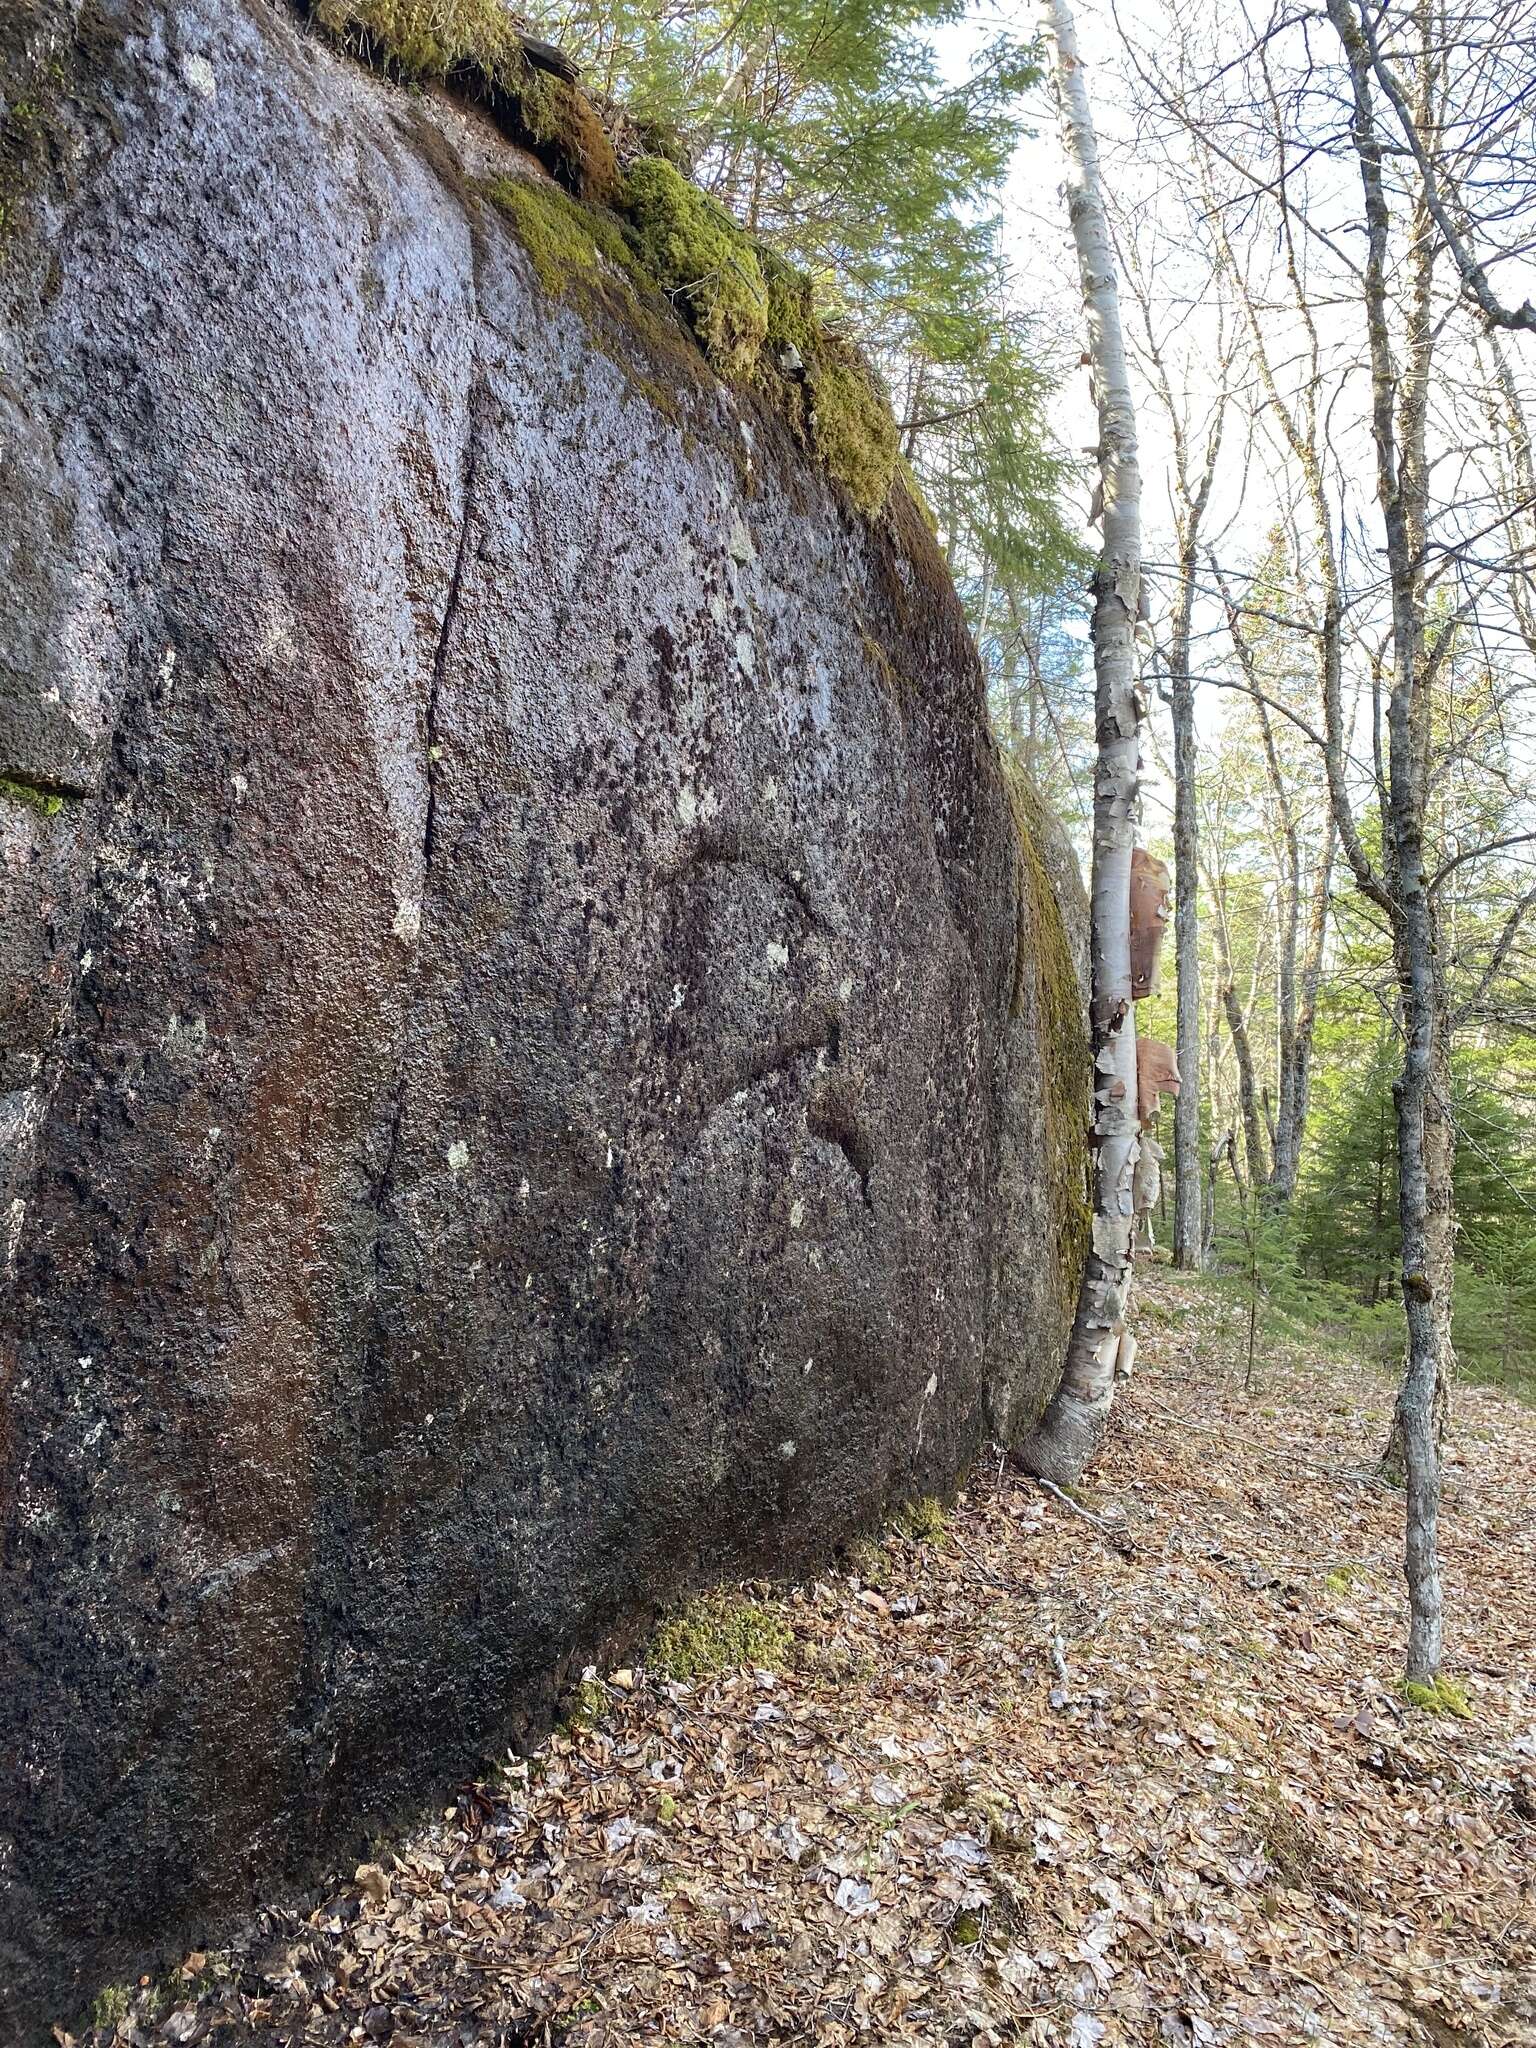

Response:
(75, 1267), (1536, 2047)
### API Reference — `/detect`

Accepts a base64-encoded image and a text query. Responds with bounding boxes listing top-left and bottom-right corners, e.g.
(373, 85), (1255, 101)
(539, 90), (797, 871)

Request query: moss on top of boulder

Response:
(310, 6), (906, 519)
(762, 253), (898, 516)
(308, 0), (620, 201)
(621, 157), (768, 379)
(309, 0), (521, 82)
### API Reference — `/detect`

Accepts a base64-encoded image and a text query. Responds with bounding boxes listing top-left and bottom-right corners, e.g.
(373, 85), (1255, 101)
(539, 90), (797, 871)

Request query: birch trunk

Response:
(1017, 0), (1142, 1487)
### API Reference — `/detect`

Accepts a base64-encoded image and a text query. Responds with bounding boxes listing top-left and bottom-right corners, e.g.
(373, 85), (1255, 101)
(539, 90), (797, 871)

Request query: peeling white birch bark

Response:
(1016, 0), (1144, 1488)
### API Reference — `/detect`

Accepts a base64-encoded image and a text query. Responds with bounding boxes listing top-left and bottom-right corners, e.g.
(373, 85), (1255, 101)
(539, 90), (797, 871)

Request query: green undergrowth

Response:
(309, 1), (904, 517)
(87, 1984), (133, 2031)
(1398, 1673), (1473, 1718)
(648, 1588), (794, 1683)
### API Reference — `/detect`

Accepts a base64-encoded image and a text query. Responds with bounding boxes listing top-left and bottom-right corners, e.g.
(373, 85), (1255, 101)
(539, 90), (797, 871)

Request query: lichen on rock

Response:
(0, 3), (1087, 2029)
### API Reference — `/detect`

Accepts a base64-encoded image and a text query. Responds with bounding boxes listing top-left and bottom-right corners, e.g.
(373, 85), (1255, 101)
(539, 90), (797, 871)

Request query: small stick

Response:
(1034, 1476), (1117, 1532)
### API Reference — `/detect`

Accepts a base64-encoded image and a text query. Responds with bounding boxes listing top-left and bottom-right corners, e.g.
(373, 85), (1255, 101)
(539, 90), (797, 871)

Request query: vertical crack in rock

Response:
(422, 393), (481, 877)
(367, 214), (484, 1329)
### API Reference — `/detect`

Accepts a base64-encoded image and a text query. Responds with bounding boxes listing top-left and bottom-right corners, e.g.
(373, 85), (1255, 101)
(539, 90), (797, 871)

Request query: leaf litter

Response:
(71, 1267), (1536, 2047)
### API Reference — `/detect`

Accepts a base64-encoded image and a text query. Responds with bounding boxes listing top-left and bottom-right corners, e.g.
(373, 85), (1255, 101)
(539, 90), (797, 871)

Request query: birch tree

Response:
(1017, 0), (1144, 1486)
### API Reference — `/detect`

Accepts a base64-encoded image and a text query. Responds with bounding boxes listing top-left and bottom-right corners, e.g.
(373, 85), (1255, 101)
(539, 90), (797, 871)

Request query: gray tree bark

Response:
(1327, 0), (1448, 1682)
(1169, 661), (1203, 1264)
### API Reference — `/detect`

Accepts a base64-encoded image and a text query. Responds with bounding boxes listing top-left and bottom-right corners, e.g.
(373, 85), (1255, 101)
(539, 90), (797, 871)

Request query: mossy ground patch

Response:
(648, 1588), (794, 1683)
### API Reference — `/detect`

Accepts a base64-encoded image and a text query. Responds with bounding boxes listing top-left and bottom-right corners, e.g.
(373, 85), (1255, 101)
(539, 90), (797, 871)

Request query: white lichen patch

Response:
(161, 1014), (208, 1061)
(765, 940), (790, 969)
(789, 1197), (806, 1229)
(446, 1139), (470, 1173)
(180, 52), (217, 99)
(393, 898), (421, 943)
(677, 783), (719, 829)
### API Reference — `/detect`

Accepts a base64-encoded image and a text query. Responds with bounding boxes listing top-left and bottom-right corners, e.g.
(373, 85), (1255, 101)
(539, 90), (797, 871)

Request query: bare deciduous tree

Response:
(1123, 0), (1536, 1680)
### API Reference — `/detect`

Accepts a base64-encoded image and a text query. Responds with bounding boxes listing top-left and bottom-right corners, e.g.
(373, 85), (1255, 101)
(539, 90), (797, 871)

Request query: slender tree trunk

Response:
(1169, 575), (1203, 1267)
(1017, 0), (1142, 1486)
(1223, 983), (1268, 1191)
(1274, 816), (1336, 1201)
(1208, 870), (1268, 1189)
(1388, 905), (1448, 1680)
(1422, 985), (1456, 1428)
(1328, 0), (1447, 1682)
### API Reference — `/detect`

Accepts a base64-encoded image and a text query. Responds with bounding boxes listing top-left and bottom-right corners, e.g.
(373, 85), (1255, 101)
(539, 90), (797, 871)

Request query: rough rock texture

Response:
(0, 1), (1088, 2031)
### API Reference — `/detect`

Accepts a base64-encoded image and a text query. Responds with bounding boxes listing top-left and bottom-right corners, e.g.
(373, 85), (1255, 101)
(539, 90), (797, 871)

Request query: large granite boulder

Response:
(0, 1), (1088, 2029)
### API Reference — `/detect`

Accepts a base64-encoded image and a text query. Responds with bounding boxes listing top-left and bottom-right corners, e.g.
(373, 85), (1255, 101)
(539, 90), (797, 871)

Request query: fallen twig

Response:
(1034, 1476), (1115, 1530)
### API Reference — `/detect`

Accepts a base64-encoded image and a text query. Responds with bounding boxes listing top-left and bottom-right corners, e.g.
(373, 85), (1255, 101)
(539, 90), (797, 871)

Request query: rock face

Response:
(0, 1), (1088, 2029)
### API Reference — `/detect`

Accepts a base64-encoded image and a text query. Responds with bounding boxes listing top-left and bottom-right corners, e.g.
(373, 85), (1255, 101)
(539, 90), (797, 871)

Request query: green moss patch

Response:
(0, 776), (64, 817)
(809, 353), (899, 518)
(621, 157), (767, 379)
(562, 1675), (612, 1729)
(482, 174), (703, 424)
(505, 67), (620, 207)
(485, 174), (640, 299)
(1398, 1673), (1473, 1718)
(1003, 763), (1092, 1288)
(649, 1588), (794, 1683)
(762, 255), (897, 516)
(315, 19), (906, 521)
(893, 1495), (948, 1544)
(308, 1), (618, 201)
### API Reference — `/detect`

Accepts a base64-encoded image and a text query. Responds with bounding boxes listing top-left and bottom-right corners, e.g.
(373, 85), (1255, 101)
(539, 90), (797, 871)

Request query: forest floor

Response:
(77, 1266), (1536, 2048)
